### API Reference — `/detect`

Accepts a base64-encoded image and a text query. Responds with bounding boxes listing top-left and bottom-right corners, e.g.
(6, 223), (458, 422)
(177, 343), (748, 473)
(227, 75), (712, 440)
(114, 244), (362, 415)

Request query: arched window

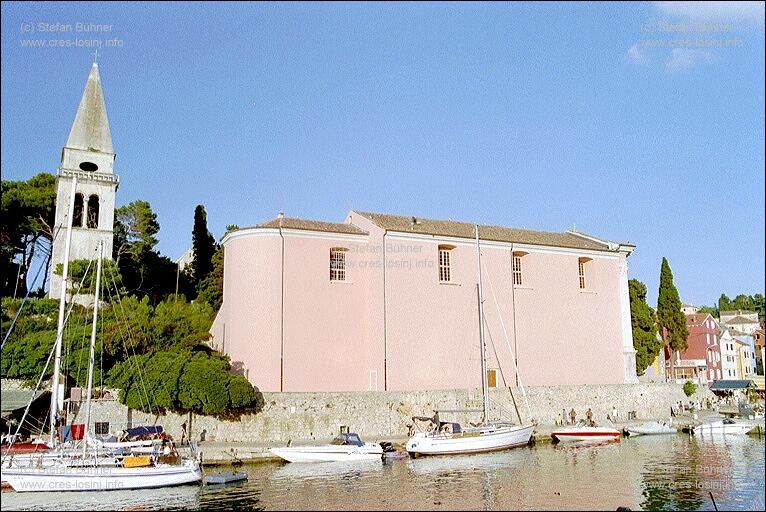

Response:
(87, 194), (100, 229)
(73, 193), (84, 227)
(330, 247), (348, 281)
(512, 251), (528, 286)
(438, 245), (455, 283)
(578, 257), (592, 289)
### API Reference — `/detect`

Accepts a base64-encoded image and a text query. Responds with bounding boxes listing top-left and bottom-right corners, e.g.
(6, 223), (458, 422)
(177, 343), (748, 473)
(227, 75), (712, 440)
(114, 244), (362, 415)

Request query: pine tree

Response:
(657, 257), (689, 381)
(630, 279), (660, 376)
(191, 205), (216, 290)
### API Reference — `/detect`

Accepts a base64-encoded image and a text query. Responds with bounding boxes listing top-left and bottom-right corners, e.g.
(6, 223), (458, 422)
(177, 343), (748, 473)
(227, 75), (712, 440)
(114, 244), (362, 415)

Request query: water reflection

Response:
(2, 436), (763, 511)
(1, 483), (200, 511)
(269, 460), (384, 482)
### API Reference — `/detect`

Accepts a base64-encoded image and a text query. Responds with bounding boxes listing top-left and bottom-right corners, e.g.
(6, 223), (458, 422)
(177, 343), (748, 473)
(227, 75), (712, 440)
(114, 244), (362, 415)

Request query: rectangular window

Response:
(512, 255), (523, 286)
(578, 259), (586, 289)
(94, 421), (109, 436)
(330, 248), (346, 281)
(439, 247), (452, 283)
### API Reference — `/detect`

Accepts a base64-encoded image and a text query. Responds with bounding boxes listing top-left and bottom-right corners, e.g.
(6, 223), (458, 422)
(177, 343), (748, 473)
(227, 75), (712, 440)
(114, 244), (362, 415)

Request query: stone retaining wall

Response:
(67, 383), (692, 444)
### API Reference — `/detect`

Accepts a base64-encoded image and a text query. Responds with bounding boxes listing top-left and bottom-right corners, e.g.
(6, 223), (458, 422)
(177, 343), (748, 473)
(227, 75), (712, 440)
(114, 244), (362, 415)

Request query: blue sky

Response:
(2, 2), (764, 307)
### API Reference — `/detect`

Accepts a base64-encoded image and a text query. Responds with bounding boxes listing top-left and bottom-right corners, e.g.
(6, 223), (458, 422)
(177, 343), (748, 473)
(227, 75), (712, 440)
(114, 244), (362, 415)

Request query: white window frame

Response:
(438, 246), (453, 283)
(330, 247), (347, 281)
(512, 251), (527, 286)
(578, 257), (591, 290)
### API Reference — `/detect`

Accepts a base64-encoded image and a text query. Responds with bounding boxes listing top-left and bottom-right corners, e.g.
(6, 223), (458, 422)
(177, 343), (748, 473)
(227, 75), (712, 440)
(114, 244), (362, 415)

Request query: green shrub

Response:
(683, 380), (697, 397)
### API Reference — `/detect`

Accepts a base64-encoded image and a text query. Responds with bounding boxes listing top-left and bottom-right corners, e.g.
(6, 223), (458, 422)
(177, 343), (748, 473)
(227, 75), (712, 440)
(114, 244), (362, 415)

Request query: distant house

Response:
(720, 328), (740, 379)
(754, 328), (765, 376)
(176, 247), (194, 271)
(666, 313), (721, 385)
(720, 310), (761, 335)
(681, 304), (699, 315)
(731, 331), (758, 378)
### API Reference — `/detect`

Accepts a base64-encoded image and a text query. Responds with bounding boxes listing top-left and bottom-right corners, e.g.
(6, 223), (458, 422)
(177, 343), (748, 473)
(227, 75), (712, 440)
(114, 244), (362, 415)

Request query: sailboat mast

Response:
(475, 225), (490, 425)
(83, 241), (103, 454)
(50, 176), (78, 445)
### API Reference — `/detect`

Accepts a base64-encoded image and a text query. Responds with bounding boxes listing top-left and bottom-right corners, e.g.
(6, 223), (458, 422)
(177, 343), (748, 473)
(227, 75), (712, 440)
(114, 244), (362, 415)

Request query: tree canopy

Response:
(630, 279), (661, 376)
(657, 258), (689, 374)
(196, 225), (236, 311)
(191, 205), (216, 291)
(0, 173), (56, 296)
(108, 348), (262, 418)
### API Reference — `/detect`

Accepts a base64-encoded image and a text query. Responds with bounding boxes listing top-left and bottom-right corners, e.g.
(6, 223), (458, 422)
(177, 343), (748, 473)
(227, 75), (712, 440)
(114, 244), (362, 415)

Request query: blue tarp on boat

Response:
(124, 425), (163, 437)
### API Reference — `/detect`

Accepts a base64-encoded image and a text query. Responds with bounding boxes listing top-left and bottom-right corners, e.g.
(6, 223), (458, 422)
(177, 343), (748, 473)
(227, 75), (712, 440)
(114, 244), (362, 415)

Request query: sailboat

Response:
(405, 226), (535, 457)
(2, 240), (203, 492)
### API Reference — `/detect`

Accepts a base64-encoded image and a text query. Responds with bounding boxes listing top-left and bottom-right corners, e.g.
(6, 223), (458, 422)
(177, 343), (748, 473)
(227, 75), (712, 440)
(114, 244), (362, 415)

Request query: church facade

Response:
(211, 211), (638, 392)
(49, 63), (118, 299)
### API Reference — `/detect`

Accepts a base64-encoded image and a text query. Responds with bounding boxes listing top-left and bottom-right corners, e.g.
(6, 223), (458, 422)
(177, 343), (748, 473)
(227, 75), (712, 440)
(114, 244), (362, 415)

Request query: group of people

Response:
(555, 406), (619, 426)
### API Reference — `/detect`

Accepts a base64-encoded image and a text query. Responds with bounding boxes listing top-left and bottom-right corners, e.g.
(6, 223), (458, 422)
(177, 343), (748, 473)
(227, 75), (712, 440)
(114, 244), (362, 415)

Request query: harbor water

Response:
(2, 434), (763, 510)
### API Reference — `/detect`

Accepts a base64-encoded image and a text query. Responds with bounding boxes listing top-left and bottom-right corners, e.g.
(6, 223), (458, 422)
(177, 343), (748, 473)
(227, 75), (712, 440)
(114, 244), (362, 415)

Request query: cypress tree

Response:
(630, 279), (661, 376)
(191, 205), (216, 289)
(657, 257), (689, 381)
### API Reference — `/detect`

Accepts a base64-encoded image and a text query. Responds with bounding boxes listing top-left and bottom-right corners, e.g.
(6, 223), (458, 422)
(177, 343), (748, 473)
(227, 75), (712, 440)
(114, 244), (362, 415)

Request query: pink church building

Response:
(210, 211), (638, 392)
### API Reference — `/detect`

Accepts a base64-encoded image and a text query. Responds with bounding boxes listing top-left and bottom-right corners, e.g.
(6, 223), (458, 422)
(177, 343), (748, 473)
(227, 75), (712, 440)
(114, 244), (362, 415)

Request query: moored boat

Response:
(269, 432), (384, 463)
(1, 458), (202, 492)
(625, 421), (677, 436)
(692, 418), (755, 436)
(406, 423), (533, 457)
(551, 423), (621, 442)
(203, 471), (248, 485)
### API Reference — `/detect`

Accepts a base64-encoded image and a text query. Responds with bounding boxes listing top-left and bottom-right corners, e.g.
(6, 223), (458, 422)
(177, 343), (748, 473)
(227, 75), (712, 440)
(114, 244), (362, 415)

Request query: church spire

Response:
(65, 62), (113, 154)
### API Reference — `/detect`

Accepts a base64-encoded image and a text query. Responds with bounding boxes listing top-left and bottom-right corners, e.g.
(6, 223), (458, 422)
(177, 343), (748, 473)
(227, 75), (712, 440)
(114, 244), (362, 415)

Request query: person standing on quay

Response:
(586, 408), (594, 426)
(569, 408), (577, 425)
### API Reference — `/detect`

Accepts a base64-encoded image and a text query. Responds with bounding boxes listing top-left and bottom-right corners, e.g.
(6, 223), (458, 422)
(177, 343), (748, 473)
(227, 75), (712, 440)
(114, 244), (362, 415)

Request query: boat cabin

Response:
(330, 433), (365, 446)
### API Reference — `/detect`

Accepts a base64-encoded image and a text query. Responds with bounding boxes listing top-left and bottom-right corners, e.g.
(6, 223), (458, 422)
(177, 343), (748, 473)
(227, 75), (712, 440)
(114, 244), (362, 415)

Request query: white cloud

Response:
(665, 48), (711, 72)
(627, 43), (649, 64)
(654, 1), (765, 27)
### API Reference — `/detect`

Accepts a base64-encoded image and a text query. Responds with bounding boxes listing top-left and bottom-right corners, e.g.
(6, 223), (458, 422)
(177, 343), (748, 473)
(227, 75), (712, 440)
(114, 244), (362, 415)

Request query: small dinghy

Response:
(203, 471), (248, 485)
(625, 421), (677, 436)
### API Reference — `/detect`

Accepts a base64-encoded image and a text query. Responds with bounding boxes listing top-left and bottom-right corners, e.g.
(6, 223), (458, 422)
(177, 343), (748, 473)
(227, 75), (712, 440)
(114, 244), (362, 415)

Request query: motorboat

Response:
(551, 422), (621, 442)
(692, 418), (755, 436)
(269, 432), (384, 463)
(624, 421), (677, 436)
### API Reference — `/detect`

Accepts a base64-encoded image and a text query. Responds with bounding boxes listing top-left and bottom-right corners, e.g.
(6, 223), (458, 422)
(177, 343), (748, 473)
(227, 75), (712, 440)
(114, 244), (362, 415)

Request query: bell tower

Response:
(49, 63), (119, 299)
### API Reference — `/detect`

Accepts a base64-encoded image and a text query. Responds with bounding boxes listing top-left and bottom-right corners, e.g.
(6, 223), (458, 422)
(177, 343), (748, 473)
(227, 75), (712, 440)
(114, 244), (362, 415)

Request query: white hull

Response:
(3, 452), (121, 469)
(693, 421), (754, 436)
(625, 422), (677, 436)
(270, 444), (383, 463)
(1, 460), (202, 492)
(406, 424), (533, 457)
(551, 426), (621, 442)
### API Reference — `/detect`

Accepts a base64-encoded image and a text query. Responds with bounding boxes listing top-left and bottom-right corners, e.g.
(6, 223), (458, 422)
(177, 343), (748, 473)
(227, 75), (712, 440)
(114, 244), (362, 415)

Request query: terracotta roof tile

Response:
(353, 211), (624, 252)
(256, 217), (367, 235)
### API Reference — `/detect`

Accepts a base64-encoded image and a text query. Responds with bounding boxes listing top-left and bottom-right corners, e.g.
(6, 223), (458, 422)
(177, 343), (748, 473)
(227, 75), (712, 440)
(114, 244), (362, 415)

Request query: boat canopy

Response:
(710, 379), (755, 391)
(124, 425), (164, 438)
(330, 433), (364, 446)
